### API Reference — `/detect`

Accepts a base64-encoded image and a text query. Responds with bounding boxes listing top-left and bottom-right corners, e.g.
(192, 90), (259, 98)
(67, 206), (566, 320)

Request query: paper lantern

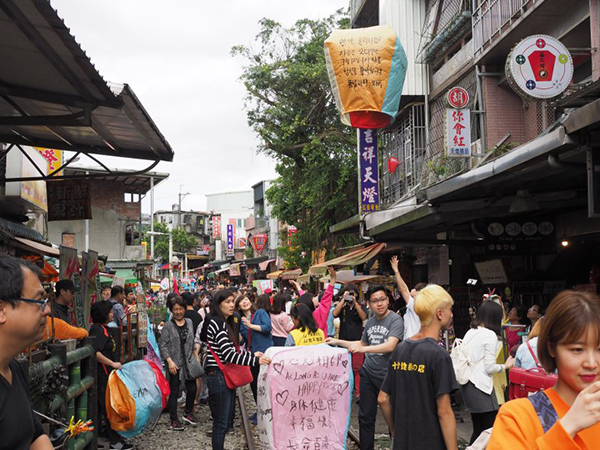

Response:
(387, 156), (399, 174)
(325, 24), (408, 129)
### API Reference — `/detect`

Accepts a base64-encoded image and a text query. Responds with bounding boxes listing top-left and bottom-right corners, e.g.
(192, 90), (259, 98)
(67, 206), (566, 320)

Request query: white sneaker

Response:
(177, 392), (186, 405)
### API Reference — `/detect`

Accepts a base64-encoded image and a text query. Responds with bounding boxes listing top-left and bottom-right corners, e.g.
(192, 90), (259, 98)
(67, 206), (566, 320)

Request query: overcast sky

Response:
(50, 0), (348, 214)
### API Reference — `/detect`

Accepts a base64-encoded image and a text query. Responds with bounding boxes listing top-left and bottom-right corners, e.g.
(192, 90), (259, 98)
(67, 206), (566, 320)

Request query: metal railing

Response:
(472, 0), (538, 58)
(418, 0), (473, 63)
(380, 104), (427, 205)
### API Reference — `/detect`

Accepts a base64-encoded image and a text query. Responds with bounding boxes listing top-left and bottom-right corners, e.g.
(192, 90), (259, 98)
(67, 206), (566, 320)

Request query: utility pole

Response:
(178, 185), (190, 229)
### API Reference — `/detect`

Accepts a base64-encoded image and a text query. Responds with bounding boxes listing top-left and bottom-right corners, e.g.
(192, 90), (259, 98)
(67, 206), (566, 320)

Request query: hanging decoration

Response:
(387, 156), (399, 174)
(324, 24), (408, 129)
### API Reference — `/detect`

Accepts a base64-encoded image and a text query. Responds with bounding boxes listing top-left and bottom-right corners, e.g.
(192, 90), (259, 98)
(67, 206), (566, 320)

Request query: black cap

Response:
(55, 279), (77, 294)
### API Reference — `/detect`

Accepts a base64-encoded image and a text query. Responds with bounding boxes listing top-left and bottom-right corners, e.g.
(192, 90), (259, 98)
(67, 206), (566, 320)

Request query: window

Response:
(124, 193), (140, 203)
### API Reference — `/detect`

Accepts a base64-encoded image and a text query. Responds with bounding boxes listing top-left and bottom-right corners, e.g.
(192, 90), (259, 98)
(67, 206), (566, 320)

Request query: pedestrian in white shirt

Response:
(461, 301), (514, 445)
(390, 255), (425, 340)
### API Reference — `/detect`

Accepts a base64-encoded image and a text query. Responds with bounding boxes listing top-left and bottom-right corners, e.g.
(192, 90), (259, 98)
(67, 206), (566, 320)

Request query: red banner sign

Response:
(251, 234), (268, 253)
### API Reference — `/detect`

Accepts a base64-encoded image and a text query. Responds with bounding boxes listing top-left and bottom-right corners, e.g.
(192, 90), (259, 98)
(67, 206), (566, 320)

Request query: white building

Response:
(206, 190), (253, 260)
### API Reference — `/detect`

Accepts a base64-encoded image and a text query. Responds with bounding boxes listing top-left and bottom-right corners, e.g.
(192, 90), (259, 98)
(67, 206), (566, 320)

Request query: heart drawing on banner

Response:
(273, 361), (285, 374)
(341, 359), (348, 368)
(275, 390), (289, 406)
(337, 381), (349, 396)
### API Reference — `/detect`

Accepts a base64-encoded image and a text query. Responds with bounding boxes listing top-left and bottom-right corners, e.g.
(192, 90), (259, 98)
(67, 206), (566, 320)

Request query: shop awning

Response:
(242, 255), (269, 266)
(12, 235), (59, 257)
(319, 270), (394, 285)
(0, 1), (173, 162)
(258, 259), (276, 271)
(308, 243), (386, 275)
(280, 269), (302, 280)
(267, 270), (284, 279)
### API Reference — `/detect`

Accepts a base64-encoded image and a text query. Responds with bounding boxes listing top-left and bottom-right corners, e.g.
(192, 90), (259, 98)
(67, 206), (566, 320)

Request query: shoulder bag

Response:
(207, 342), (253, 389)
(509, 340), (557, 400)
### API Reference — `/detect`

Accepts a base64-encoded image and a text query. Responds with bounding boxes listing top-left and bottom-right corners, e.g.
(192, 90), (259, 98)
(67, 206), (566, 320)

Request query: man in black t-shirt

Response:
(0, 256), (52, 450)
(182, 292), (202, 334)
(378, 284), (458, 450)
(332, 284), (367, 399)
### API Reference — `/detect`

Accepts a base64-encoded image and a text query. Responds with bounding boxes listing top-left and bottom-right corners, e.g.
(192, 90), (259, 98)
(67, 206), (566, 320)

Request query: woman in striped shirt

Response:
(199, 289), (271, 450)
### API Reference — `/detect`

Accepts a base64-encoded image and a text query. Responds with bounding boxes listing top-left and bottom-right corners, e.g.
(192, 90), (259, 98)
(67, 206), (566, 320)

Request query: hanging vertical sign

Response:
(82, 250), (100, 328)
(446, 109), (471, 158)
(360, 128), (380, 212)
(287, 226), (297, 246)
(226, 224), (234, 257)
(212, 216), (221, 239)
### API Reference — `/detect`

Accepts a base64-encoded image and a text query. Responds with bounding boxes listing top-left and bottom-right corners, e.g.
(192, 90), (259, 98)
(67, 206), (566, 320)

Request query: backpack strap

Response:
(528, 391), (559, 433)
(526, 340), (543, 370)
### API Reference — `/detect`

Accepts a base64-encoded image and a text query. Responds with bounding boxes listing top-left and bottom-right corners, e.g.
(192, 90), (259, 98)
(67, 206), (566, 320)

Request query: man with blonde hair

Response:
(378, 284), (458, 450)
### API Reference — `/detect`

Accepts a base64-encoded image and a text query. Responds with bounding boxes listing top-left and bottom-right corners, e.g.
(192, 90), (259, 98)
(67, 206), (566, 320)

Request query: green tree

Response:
(233, 11), (359, 264)
(143, 222), (197, 262)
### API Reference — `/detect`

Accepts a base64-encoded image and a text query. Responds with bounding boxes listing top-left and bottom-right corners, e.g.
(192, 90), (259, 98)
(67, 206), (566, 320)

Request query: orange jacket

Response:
(488, 388), (600, 449)
(43, 316), (89, 341)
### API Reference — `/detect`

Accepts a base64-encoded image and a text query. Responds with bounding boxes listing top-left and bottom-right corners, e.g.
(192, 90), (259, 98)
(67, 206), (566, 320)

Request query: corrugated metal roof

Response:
(0, 0), (173, 162)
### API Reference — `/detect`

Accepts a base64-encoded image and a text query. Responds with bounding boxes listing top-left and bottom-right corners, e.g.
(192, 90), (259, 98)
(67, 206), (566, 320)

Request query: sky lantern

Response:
(325, 25), (408, 213)
(324, 24), (407, 129)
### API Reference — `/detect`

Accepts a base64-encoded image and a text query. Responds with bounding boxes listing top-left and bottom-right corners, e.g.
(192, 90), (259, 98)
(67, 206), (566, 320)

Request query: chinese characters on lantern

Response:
(360, 128), (380, 212)
(446, 108), (471, 158)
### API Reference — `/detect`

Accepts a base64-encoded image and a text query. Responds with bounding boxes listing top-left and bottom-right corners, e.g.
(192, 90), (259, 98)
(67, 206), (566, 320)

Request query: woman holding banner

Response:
(200, 289), (271, 450)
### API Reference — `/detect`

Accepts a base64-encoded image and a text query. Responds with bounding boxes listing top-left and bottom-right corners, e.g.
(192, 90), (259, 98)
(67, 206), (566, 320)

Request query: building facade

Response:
(206, 190), (253, 260)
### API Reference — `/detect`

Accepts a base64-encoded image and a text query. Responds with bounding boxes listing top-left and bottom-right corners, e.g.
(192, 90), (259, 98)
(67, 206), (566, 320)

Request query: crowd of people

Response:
(3, 253), (600, 450)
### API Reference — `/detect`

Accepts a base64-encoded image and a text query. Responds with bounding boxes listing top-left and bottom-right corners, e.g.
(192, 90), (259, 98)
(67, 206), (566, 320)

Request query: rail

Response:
(237, 389), (256, 450)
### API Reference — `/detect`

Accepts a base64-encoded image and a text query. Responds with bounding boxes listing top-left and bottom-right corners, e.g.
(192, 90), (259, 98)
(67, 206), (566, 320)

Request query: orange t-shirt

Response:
(488, 388), (600, 449)
(43, 316), (89, 341)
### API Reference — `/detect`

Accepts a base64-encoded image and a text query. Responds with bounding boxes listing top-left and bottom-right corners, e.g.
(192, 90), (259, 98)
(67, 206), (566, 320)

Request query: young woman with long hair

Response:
(461, 301), (515, 444)
(270, 293), (294, 347)
(199, 289), (270, 450)
(234, 294), (255, 349)
(241, 294), (273, 402)
(285, 303), (325, 346)
(488, 291), (600, 448)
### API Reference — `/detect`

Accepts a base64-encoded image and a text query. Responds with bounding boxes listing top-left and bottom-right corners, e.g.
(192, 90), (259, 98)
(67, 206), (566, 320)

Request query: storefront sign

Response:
(359, 128), (380, 212)
(59, 246), (81, 325)
(251, 234), (268, 253)
(446, 109), (471, 158)
(5, 146), (48, 212)
(81, 251), (100, 328)
(486, 219), (556, 254)
(226, 224), (234, 256)
(475, 260), (508, 285)
(325, 24), (408, 129)
(212, 216), (221, 239)
(506, 34), (573, 100)
(47, 180), (92, 221)
(287, 226), (297, 246)
(446, 87), (469, 108)
(34, 147), (63, 176)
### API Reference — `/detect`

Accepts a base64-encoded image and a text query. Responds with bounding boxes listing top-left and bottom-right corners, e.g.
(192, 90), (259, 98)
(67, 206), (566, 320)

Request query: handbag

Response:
(509, 340), (557, 400)
(207, 342), (253, 389)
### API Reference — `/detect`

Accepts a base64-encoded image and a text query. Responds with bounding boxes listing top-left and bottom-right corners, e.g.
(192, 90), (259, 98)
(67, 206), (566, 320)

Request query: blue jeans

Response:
(207, 371), (236, 450)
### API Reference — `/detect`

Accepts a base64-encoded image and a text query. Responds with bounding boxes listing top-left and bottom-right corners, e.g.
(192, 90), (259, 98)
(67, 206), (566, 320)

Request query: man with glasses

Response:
(327, 285), (404, 450)
(0, 256), (53, 450)
(52, 279), (77, 325)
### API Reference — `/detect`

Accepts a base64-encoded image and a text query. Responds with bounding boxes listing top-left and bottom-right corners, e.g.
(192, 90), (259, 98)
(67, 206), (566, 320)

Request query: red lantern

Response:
(387, 157), (399, 174)
(251, 234), (268, 253)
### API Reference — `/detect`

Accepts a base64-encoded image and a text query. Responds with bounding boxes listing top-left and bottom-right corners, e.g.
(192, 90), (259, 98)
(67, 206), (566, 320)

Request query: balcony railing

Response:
(472, 0), (539, 59)
(418, 0), (472, 64)
(380, 104), (427, 206)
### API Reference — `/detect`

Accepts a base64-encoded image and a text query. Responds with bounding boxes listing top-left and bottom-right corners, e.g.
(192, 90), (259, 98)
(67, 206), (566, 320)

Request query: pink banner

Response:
(258, 346), (352, 450)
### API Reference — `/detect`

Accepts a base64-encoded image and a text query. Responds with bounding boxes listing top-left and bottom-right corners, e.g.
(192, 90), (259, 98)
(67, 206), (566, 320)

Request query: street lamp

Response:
(147, 231), (173, 281)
